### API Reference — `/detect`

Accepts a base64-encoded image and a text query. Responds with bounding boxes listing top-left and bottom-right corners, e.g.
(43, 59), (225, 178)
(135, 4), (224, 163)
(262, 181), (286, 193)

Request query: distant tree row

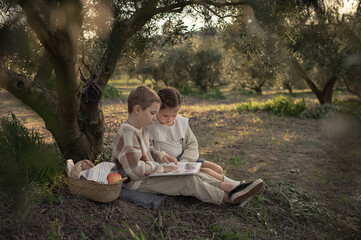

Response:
(121, 1), (361, 104)
(128, 35), (222, 93)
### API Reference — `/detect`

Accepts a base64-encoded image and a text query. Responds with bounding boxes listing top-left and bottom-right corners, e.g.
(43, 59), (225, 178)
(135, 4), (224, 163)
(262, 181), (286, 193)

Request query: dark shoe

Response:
(238, 184), (265, 207)
(229, 179), (264, 203)
(238, 196), (254, 207)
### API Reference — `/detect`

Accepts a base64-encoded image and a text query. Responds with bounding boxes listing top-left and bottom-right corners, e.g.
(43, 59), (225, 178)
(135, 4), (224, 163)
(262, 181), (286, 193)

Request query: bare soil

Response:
(1, 89), (360, 239)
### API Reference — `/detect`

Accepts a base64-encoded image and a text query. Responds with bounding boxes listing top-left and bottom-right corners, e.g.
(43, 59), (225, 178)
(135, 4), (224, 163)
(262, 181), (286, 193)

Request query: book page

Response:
(148, 162), (202, 177)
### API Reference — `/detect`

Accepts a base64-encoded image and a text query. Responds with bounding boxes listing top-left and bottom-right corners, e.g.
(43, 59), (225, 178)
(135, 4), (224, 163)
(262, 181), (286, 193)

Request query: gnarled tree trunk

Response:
(292, 58), (337, 104)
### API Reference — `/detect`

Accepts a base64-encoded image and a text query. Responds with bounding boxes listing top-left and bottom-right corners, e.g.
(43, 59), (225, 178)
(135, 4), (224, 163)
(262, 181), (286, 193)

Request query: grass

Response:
(0, 113), (65, 212)
(107, 76), (155, 98)
(229, 155), (245, 167)
(0, 83), (360, 239)
(335, 97), (361, 119)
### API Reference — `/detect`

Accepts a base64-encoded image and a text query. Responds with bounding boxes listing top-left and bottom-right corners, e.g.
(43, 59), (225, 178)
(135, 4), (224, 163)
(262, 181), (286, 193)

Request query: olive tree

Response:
(0, 0), (250, 162)
(253, 0), (361, 104)
(221, 18), (282, 95)
(129, 37), (223, 92)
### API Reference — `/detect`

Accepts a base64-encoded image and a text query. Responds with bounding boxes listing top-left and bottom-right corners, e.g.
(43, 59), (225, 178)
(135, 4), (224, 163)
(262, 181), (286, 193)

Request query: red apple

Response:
(107, 172), (122, 184)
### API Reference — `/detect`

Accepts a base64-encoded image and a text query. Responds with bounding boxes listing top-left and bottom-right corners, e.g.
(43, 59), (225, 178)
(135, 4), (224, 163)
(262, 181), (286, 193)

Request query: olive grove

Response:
(0, 0), (249, 162)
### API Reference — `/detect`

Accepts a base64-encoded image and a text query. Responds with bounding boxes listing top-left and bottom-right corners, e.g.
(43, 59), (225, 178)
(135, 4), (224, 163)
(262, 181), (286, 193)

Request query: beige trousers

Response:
(136, 172), (224, 205)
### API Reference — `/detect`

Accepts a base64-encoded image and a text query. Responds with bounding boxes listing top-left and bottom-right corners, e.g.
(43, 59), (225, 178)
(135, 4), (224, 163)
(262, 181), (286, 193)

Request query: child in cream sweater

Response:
(148, 87), (240, 186)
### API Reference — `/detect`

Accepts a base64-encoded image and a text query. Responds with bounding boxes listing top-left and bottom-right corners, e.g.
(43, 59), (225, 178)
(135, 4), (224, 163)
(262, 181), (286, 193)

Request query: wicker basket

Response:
(67, 175), (127, 203)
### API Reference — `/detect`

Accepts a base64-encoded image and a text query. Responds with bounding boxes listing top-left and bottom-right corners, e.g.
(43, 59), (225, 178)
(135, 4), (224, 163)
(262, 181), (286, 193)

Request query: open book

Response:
(148, 162), (202, 177)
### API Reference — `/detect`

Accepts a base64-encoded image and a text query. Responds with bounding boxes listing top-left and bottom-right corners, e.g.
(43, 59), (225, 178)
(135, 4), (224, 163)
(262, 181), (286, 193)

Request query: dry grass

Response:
(0, 89), (360, 239)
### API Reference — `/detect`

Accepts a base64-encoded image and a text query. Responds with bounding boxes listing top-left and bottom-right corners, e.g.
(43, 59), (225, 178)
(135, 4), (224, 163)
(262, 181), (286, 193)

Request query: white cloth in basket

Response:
(80, 162), (116, 184)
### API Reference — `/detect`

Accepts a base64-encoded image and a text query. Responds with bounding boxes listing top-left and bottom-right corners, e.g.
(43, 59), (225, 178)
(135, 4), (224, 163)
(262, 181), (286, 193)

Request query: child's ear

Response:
(133, 104), (142, 114)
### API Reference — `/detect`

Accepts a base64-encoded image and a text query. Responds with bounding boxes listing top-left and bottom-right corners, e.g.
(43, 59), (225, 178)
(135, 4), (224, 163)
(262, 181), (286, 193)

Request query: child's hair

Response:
(157, 87), (184, 109)
(128, 86), (161, 113)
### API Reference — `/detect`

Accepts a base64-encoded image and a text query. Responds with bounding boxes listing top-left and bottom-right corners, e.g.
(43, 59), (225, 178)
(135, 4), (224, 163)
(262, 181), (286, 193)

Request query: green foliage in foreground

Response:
(236, 95), (335, 118)
(0, 113), (64, 211)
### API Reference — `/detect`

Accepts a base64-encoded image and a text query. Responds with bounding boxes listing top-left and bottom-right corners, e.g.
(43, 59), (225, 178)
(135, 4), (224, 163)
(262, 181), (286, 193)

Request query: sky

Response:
(180, 0), (359, 30)
(325, 0), (359, 15)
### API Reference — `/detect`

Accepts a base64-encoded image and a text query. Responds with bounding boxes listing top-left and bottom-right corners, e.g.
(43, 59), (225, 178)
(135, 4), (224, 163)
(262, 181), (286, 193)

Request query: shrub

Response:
(204, 86), (226, 100)
(238, 88), (254, 95)
(103, 85), (123, 99)
(0, 113), (64, 211)
(236, 95), (307, 117)
(264, 95), (306, 117)
(180, 86), (226, 100)
(299, 103), (336, 119)
(180, 85), (197, 96)
(236, 101), (262, 112)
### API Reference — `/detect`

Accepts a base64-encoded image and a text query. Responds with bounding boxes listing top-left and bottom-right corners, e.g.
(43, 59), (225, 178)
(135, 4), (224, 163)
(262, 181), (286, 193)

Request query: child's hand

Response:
(163, 155), (178, 165)
(163, 166), (178, 173)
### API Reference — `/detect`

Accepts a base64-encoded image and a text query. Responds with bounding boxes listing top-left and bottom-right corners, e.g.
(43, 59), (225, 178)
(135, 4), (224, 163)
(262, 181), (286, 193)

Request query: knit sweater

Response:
(149, 116), (199, 163)
(112, 122), (166, 190)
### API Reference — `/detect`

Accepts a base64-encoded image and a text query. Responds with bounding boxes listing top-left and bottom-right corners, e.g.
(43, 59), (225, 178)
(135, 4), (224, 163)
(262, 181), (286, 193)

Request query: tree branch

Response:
(20, 1), (57, 57)
(0, 65), (58, 124)
(155, 1), (192, 13)
(155, 0), (247, 15)
(197, 5), (239, 18)
(191, 0), (249, 8)
(5, 2), (14, 13)
(82, 55), (92, 76)
(291, 57), (321, 95)
(344, 81), (361, 98)
(79, 65), (87, 82)
(22, 0), (84, 127)
(91, 1), (161, 90)
(34, 52), (53, 85)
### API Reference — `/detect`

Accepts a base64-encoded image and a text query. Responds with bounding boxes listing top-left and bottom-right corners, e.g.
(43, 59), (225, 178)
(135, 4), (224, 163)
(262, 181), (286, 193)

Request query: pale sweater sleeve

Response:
(147, 129), (167, 163)
(179, 124), (199, 162)
(150, 147), (167, 163)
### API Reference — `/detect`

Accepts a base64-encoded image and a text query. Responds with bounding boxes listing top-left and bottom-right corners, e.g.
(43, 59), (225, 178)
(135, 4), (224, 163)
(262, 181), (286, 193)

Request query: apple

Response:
(107, 172), (122, 184)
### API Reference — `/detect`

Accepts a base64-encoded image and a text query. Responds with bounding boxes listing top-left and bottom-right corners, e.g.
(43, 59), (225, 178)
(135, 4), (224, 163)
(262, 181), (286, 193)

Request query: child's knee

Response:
(213, 165), (223, 175)
(200, 167), (212, 175)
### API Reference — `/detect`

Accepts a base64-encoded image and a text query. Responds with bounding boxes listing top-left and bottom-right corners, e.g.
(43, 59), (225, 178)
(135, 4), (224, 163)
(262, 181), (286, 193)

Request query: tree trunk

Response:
(34, 53), (53, 84)
(200, 84), (208, 93)
(78, 84), (105, 160)
(283, 80), (293, 94)
(319, 76), (337, 104)
(254, 86), (262, 95)
(344, 80), (361, 99)
(292, 58), (337, 104)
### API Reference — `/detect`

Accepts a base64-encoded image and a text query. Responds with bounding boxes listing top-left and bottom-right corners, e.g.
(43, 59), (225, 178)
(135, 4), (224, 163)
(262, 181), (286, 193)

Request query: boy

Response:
(112, 85), (264, 205)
